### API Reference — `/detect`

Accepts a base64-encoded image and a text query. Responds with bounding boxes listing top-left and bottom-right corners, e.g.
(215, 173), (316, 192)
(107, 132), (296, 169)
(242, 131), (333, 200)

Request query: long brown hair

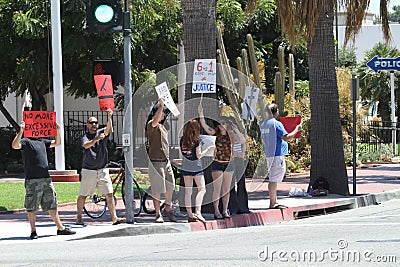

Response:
(181, 119), (200, 150)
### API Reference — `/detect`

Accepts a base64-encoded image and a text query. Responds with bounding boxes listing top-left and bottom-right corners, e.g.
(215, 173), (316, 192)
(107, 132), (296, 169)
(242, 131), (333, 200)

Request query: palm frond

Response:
(380, 0), (391, 43)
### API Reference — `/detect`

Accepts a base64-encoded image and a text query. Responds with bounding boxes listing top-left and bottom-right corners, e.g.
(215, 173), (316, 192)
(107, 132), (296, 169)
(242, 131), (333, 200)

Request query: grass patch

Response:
(0, 182), (80, 211)
(0, 178), (150, 211)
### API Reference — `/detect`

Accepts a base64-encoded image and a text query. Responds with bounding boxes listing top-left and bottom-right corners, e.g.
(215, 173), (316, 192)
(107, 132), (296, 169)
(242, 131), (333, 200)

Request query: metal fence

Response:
(358, 121), (400, 156)
(63, 110), (180, 148)
(1, 117), (399, 171)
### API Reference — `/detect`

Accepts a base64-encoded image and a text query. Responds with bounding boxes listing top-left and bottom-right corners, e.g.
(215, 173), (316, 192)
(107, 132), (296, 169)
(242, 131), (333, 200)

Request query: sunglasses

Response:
(88, 121), (98, 125)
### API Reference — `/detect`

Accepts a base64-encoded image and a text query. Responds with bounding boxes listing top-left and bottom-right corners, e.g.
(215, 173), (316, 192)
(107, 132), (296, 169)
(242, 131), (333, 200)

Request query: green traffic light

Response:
(94, 4), (115, 24)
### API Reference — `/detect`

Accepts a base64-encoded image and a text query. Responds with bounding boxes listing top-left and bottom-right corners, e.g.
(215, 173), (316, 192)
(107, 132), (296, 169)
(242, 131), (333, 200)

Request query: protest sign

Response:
(280, 116), (301, 138)
(200, 135), (216, 157)
(23, 111), (57, 138)
(242, 86), (259, 121)
(155, 82), (180, 117)
(94, 75), (115, 111)
(192, 59), (217, 94)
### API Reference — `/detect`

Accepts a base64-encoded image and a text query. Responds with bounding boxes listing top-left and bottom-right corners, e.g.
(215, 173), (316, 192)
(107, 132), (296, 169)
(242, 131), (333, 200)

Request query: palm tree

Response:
(276, 0), (392, 195)
(358, 42), (400, 124)
(181, 0), (217, 121)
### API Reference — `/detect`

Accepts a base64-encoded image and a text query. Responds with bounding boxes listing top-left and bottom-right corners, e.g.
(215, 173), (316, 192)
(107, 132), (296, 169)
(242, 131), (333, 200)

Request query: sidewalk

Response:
(1, 163), (399, 243)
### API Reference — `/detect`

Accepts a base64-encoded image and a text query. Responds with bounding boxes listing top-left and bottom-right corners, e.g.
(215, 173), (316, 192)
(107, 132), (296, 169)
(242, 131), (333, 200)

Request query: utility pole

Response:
(51, 0), (65, 170)
(122, 0), (134, 223)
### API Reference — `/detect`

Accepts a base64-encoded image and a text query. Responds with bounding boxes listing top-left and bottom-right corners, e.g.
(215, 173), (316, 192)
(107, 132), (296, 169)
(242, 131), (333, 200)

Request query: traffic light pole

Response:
(122, 2), (134, 224)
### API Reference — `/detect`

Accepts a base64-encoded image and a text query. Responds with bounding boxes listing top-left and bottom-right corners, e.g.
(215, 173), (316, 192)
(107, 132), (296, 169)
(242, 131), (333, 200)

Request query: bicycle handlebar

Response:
(106, 160), (125, 168)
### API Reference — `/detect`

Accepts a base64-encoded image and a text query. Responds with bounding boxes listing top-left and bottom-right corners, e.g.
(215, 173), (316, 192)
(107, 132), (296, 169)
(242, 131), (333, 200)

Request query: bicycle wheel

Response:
(142, 187), (166, 214)
(121, 178), (142, 216)
(84, 193), (107, 219)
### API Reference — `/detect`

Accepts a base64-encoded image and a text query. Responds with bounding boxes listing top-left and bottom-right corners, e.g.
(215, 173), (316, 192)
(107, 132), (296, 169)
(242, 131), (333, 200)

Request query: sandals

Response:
(112, 218), (126, 225)
(187, 217), (198, 223)
(193, 214), (207, 223)
(222, 211), (231, 218)
(270, 204), (288, 209)
(214, 214), (223, 220)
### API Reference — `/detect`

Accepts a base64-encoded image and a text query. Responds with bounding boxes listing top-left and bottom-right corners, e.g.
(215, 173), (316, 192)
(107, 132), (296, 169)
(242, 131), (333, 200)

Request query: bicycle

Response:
(142, 159), (182, 215)
(83, 160), (143, 218)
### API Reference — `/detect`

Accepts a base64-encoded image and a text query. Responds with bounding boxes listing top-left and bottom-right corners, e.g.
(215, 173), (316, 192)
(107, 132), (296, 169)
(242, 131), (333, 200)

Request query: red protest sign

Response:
(23, 111), (57, 138)
(94, 75), (115, 111)
(280, 116), (301, 139)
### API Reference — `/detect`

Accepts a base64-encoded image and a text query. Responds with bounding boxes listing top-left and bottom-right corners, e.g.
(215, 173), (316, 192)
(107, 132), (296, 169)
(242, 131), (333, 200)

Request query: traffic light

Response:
(86, 0), (123, 33)
(93, 59), (124, 85)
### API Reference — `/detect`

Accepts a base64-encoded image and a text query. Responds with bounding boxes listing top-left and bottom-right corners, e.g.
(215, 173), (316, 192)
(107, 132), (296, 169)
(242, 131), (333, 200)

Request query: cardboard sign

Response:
(94, 75), (115, 111)
(155, 82), (180, 117)
(192, 59), (217, 94)
(280, 116), (301, 139)
(23, 111), (57, 138)
(242, 86), (259, 121)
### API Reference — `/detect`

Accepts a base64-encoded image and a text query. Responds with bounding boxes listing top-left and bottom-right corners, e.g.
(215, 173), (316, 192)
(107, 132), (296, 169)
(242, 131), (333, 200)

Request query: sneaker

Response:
(164, 210), (177, 222)
(155, 215), (164, 223)
(30, 231), (38, 240)
(57, 228), (76, 235)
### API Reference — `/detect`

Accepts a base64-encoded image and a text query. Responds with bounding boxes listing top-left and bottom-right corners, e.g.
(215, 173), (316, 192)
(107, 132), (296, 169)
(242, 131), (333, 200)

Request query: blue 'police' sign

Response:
(366, 55), (400, 72)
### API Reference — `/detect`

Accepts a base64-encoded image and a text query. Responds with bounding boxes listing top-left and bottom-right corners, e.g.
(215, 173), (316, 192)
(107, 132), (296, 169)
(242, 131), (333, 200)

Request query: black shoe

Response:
(30, 231), (38, 240)
(57, 228), (76, 235)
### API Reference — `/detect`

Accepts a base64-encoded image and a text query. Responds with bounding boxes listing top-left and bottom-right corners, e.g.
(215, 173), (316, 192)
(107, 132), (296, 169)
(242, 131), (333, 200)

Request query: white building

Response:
(335, 11), (400, 62)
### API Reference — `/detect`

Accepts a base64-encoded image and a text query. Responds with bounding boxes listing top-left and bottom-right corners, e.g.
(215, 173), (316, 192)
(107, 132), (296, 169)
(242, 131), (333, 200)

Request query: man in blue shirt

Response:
(260, 104), (302, 209)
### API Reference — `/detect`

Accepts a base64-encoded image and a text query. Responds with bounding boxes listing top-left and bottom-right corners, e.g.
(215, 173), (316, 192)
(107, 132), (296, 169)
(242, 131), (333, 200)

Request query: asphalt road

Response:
(1, 199), (399, 266)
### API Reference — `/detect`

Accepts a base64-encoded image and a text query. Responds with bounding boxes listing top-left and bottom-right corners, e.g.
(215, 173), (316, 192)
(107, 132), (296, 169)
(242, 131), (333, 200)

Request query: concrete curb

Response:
(74, 189), (400, 240)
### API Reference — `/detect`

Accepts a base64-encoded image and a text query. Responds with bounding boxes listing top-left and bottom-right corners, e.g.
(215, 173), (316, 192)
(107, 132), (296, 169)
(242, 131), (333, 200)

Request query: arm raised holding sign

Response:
(11, 121), (25, 150)
(104, 108), (113, 136)
(50, 123), (61, 148)
(198, 104), (216, 135)
(11, 120), (76, 239)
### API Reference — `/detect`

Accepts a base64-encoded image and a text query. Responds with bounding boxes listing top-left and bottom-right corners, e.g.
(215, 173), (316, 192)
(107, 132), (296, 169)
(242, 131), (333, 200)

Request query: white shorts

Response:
(266, 156), (286, 182)
(79, 168), (113, 196)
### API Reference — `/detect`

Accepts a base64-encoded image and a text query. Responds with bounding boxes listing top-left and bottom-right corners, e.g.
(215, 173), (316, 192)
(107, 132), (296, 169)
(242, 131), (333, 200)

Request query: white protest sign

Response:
(242, 86), (259, 121)
(200, 135), (216, 157)
(192, 59), (217, 94)
(155, 82), (180, 117)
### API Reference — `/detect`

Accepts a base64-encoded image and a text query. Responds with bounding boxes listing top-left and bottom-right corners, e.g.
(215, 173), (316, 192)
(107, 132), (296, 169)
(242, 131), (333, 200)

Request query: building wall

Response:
(337, 24), (400, 62)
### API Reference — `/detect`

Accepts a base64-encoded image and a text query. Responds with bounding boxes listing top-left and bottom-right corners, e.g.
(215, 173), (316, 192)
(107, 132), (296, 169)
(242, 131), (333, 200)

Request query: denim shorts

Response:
(211, 161), (234, 173)
(182, 169), (204, 177)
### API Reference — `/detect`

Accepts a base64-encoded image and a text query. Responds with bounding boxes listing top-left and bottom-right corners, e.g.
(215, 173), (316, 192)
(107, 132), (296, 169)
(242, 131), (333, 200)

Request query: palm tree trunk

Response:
(181, 0), (217, 213)
(308, 0), (349, 195)
(181, 0), (217, 121)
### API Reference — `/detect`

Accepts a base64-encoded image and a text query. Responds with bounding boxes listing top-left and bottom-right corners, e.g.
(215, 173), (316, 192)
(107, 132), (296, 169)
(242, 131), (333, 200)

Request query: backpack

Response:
(311, 176), (330, 197)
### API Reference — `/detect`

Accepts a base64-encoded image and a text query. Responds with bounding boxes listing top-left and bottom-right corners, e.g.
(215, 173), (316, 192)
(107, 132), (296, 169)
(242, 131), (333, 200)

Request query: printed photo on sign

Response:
(155, 82), (180, 117)
(94, 75), (115, 111)
(23, 111), (57, 138)
(242, 86), (259, 121)
(192, 59), (217, 94)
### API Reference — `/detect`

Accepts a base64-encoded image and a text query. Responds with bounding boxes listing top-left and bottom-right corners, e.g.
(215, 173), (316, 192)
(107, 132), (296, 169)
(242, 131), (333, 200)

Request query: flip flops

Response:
(270, 204), (288, 209)
(112, 218), (126, 225)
